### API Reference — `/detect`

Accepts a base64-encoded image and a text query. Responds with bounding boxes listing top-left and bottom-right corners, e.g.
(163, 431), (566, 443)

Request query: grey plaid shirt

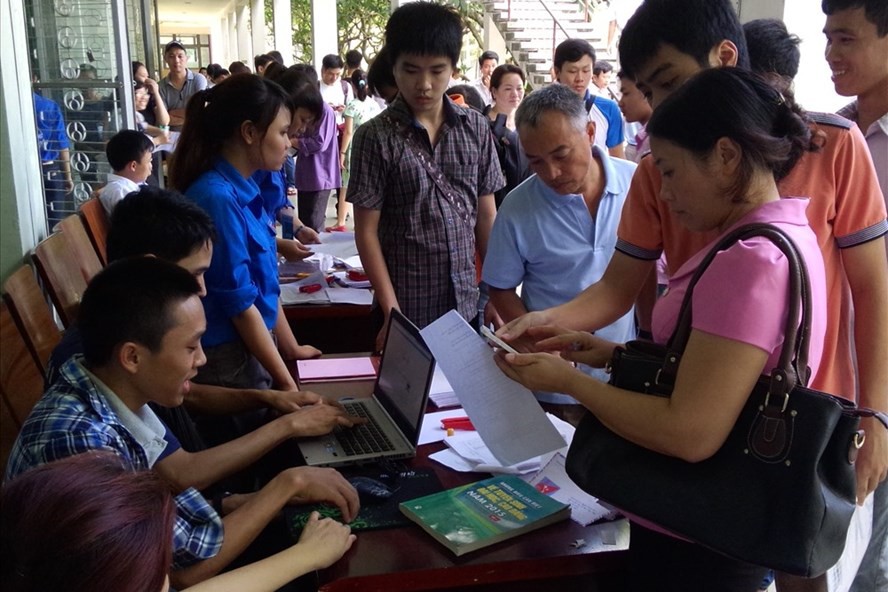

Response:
(348, 95), (503, 327)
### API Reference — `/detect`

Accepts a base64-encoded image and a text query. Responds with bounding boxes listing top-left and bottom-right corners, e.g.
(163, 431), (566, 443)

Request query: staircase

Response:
(482, 0), (607, 87)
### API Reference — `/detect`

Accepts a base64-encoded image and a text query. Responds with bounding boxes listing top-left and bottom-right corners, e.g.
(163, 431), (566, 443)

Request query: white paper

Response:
(420, 310), (566, 466)
(326, 287), (373, 305)
(429, 364), (457, 407)
(307, 232), (359, 262)
(428, 448), (478, 472)
(525, 452), (615, 526)
(418, 408), (470, 445)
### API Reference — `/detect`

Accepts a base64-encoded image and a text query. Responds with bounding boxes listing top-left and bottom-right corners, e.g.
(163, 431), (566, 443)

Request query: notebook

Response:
(297, 309), (435, 467)
(296, 357), (378, 383)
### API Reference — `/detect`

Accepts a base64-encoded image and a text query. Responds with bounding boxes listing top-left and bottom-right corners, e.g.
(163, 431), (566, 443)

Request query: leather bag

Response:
(565, 223), (888, 577)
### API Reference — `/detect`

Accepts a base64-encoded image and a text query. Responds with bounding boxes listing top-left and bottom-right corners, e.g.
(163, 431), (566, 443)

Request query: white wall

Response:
(783, 0), (848, 113)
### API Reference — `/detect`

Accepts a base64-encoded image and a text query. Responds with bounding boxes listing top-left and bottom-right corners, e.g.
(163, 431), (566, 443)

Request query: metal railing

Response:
(504, 0), (571, 61)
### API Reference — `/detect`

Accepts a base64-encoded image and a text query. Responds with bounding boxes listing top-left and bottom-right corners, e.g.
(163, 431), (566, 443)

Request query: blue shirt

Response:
(252, 168), (292, 220)
(482, 147), (638, 403)
(186, 159), (280, 347)
(5, 356), (222, 568)
(585, 91), (624, 150)
(33, 92), (69, 162)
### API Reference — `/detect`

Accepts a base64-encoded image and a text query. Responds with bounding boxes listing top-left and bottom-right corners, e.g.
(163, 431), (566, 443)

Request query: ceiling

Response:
(156, 0), (232, 25)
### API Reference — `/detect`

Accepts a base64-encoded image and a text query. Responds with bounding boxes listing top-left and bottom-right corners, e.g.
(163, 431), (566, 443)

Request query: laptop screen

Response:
(374, 311), (435, 445)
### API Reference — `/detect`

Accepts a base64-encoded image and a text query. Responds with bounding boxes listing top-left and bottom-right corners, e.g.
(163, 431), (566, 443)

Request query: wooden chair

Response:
(0, 392), (18, 477)
(79, 198), (110, 266)
(0, 302), (45, 463)
(2, 265), (62, 374)
(32, 232), (88, 328)
(58, 214), (104, 282)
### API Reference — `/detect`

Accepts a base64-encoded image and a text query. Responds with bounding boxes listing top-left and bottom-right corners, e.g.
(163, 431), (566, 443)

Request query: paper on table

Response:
(280, 281), (329, 304)
(420, 310), (565, 466)
(418, 408), (470, 445)
(429, 364), (457, 407)
(307, 232), (359, 261)
(326, 287), (373, 305)
(525, 452), (615, 526)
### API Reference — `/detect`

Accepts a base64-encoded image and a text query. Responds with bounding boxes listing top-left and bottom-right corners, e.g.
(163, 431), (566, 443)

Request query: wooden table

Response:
(304, 378), (630, 592)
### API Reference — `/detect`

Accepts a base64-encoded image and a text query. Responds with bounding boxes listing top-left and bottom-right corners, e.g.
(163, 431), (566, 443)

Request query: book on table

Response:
(399, 474), (570, 556)
(295, 356), (379, 383)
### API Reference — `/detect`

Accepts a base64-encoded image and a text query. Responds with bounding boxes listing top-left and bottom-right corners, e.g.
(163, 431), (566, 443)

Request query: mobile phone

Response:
(480, 325), (519, 354)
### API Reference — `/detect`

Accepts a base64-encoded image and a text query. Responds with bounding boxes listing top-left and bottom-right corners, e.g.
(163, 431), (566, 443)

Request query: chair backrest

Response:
(58, 214), (104, 283)
(2, 265), (61, 374)
(32, 232), (88, 328)
(79, 198), (110, 265)
(0, 301), (45, 433)
(0, 389), (18, 477)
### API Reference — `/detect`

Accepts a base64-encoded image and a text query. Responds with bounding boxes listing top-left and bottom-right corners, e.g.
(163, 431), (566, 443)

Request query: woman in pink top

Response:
(495, 68), (827, 591)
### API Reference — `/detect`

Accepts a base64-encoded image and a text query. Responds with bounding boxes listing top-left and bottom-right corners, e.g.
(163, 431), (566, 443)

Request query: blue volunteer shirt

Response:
(187, 159), (280, 347)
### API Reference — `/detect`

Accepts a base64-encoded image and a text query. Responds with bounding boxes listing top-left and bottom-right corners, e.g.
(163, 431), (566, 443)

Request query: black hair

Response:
(287, 63), (319, 87)
(822, 0), (888, 36)
(553, 38), (595, 71)
(367, 46), (397, 101)
(105, 130), (154, 172)
(206, 63), (222, 78)
(213, 68), (230, 82)
(743, 19), (801, 80)
(79, 258), (201, 367)
(385, 1), (462, 67)
(345, 49), (362, 69)
(490, 64), (526, 89)
(277, 67), (325, 122)
(479, 50), (499, 66)
(349, 69), (370, 102)
(228, 61), (251, 75)
(322, 54), (344, 70)
(593, 60), (613, 76)
(131, 61), (146, 77)
(262, 61), (287, 82)
(647, 67), (816, 202)
(254, 54), (274, 71)
(267, 50), (285, 65)
(168, 74), (291, 191)
(619, 0), (750, 80)
(447, 84), (486, 112)
(106, 186), (216, 264)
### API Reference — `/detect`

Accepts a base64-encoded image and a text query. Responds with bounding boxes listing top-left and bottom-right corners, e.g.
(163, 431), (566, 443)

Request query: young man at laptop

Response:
(6, 258), (360, 589)
(348, 2), (503, 350)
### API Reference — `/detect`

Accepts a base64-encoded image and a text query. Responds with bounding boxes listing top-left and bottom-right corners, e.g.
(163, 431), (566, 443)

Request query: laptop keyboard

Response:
(336, 402), (396, 456)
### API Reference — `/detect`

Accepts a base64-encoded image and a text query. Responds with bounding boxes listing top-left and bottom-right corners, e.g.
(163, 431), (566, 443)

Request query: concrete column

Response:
(212, 18), (226, 67)
(237, 3), (252, 63)
(310, 0), (337, 72)
(482, 13), (507, 64)
(272, 0), (294, 63)
(251, 0), (265, 58)
(228, 11), (238, 64)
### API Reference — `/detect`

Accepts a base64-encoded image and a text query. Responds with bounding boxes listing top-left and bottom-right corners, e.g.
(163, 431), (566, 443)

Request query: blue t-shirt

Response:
(186, 159), (280, 348)
(483, 146), (638, 404)
(33, 92), (69, 162)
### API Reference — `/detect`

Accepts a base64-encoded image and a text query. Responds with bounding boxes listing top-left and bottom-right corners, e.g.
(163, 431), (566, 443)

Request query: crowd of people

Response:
(10, 1), (887, 591)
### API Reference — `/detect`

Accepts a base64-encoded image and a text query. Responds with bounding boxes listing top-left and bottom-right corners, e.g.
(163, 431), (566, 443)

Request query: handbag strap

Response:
(380, 112), (471, 224)
(662, 223), (812, 407)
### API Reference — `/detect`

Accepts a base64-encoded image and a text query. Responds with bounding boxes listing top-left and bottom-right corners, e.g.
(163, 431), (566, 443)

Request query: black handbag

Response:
(565, 223), (888, 577)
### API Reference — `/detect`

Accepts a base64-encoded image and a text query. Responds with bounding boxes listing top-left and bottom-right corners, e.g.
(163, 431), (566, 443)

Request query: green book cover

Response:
(399, 475), (570, 556)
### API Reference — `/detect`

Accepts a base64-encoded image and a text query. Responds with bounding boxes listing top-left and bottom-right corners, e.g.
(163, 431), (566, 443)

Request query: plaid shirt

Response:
(5, 357), (223, 569)
(348, 95), (504, 327)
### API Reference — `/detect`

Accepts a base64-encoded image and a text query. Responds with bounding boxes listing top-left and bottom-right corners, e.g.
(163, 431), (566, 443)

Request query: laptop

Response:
(297, 309), (435, 467)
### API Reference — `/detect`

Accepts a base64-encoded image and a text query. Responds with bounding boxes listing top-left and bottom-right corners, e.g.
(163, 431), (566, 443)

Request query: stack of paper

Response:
(296, 357), (377, 383)
(429, 364), (457, 407)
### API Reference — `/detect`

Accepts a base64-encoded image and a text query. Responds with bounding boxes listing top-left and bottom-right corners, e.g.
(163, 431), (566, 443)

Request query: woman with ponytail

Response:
(169, 74), (319, 404)
(495, 67), (828, 590)
(329, 68), (381, 231)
